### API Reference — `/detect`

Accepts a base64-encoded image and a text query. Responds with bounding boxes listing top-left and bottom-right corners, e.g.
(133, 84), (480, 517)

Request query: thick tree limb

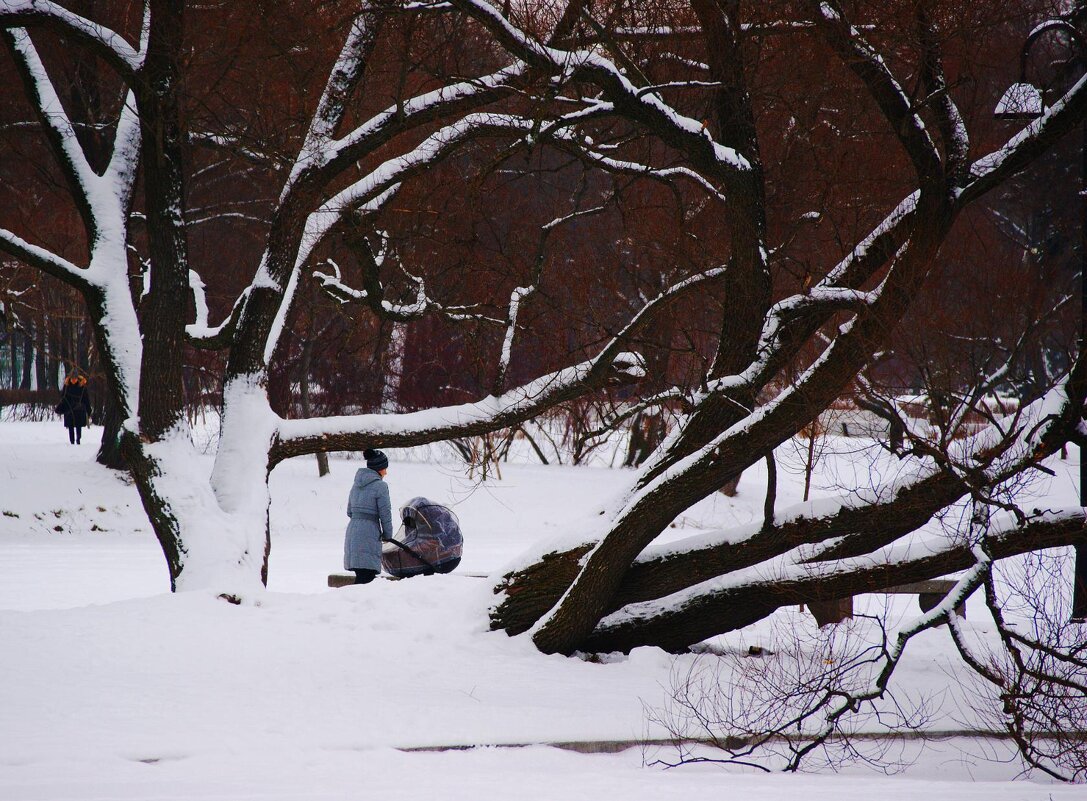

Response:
(585, 511), (1087, 653)
(0, 227), (91, 291)
(268, 351), (645, 466)
(0, 0), (144, 82)
(270, 264), (729, 463)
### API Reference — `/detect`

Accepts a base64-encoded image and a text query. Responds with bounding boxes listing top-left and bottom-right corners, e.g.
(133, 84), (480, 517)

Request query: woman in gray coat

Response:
(344, 449), (394, 584)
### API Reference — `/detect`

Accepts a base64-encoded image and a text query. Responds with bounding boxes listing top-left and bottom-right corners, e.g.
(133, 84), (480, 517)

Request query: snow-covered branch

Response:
(268, 349), (646, 465)
(273, 263), (729, 462)
(965, 72), (1087, 201)
(188, 131), (288, 172)
(0, 227), (89, 288)
(448, 0), (750, 177)
(324, 64), (529, 176)
(313, 249), (499, 324)
(296, 112), (542, 269)
(185, 272), (249, 349)
(586, 508), (1087, 653)
(0, 0), (144, 80)
(806, 0), (941, 181)
(106, 89), (142, 214)
(301, 13), (377, 155)
(4, 27), (107, 237)
(0, 25), (139, 290)
(917, 7), (968, 183)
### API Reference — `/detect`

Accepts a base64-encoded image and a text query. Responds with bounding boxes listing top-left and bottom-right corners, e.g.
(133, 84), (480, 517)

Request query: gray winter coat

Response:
(344, 468), (394, 571)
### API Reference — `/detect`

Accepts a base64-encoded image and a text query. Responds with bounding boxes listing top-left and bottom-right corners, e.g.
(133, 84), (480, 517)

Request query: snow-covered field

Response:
(0, 419), (1082, 799)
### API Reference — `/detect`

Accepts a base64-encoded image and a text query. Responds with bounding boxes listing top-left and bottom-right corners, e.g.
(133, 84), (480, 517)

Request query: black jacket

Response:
(57, 384), (92, 428)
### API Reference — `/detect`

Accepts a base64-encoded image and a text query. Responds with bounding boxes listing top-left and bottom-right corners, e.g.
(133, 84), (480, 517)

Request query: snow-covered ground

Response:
(0, 419), (1082, 799)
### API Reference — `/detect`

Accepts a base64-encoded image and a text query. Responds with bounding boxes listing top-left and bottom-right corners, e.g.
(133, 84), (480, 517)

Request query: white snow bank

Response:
(1, 421), (1083, 798)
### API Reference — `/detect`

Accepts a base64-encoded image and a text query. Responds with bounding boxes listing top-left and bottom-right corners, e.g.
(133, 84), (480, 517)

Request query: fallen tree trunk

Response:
(581, 512), (1087, 653)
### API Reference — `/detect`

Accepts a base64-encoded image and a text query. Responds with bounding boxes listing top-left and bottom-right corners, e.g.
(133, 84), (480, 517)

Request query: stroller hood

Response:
(382, 497), (463, 577)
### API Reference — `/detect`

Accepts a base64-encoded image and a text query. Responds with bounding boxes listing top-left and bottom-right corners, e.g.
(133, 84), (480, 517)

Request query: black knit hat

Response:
(364, 448), (389, 472)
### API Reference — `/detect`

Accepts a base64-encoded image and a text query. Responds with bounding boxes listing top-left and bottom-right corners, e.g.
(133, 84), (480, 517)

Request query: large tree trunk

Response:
(123, 428), (273, 595)
(135, 0), (190, 441)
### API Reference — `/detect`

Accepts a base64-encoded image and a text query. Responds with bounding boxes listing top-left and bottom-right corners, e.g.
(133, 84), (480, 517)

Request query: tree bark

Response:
(134, 0), (190, 440)
(581, 514), (1087, 653)
(96, 387), (127, 470)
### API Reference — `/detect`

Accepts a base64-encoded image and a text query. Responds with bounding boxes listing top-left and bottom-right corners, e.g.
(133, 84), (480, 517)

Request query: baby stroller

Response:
(381, 497), (463, 578)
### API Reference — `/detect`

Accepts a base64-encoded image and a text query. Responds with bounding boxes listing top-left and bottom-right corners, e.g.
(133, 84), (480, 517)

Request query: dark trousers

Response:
(353, 569), (378, 585)
(67, 426), (82, 444)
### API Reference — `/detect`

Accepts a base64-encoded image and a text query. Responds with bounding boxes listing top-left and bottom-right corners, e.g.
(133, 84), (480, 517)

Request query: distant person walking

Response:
(344, 448), (394, 584)
(55, 373), (92, 445)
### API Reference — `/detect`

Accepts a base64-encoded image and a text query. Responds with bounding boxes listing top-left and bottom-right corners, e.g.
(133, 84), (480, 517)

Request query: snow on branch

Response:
(588, 507), (1087, 653)
(447, 0), (750, 175)
(966, 72), (1087, 201)
(325, 63), (529, 174)
(0, 26), (139, 289)
(313, 257), (502, 324)
(0, 0), (144, 80)
(6, 28), (107, 223)
(578, 149), (727, 202)
(269, 349), (645, 463)
(186, 271), (249, 349)
(105, 90), (142, 214)
(805, 0), (941, 180)
(188, 131), (289, 172)
(272, 263), (735, 461)
(301, 12), (376, 154)
(0, 226), (88, 288)
(297, 112), (540, 269)
(312, 259), (366, 304)
(572, 20), (825, 46)
(917, 7), (968, 183)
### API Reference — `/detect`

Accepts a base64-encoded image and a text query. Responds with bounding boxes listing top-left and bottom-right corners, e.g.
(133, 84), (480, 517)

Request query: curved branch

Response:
(448, 0), (751, 179)
(805, 0), (942, 183)
(0, 1), (143, 82)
